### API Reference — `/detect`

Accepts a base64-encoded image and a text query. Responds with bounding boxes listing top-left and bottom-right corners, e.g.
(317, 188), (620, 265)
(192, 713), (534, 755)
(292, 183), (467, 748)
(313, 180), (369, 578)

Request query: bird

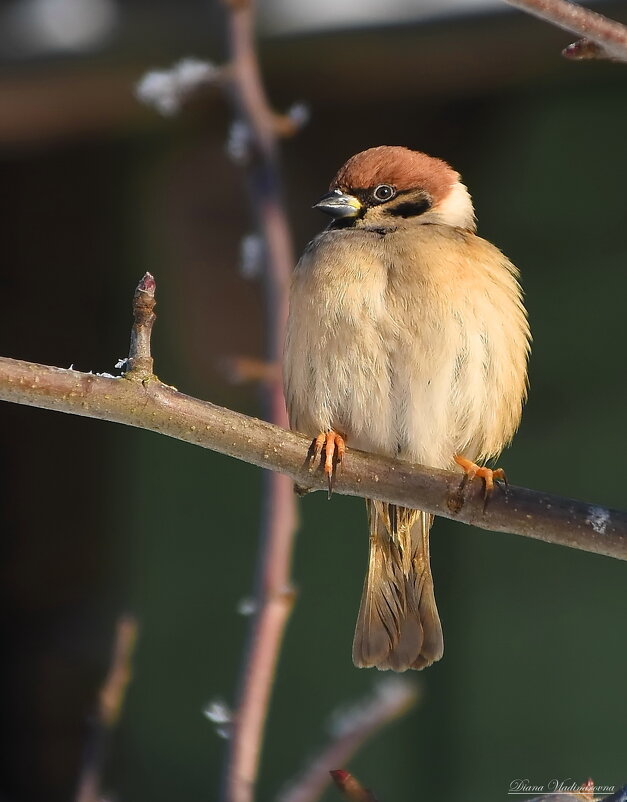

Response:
(283, 146), (530, 671)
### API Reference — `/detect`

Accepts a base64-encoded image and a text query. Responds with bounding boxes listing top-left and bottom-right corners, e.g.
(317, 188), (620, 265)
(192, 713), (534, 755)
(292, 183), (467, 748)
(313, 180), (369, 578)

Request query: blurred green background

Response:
(1, 1), (626, 801)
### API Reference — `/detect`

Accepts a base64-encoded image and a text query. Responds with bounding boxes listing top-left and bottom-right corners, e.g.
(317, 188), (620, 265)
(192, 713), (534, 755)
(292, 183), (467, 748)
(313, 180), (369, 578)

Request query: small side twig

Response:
(218, 356), (281, 385)
(562, 37), (610, 60)
(503, 0), (627, 62)
(279, 679), (418, 802)
(125, 272), (157, 380)
(75, 615), (138, 802)
(330, 771), (378, 802)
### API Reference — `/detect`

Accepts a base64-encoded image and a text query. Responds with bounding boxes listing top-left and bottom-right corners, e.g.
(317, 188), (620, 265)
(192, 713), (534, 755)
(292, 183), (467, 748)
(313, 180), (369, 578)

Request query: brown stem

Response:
(126, 272), (157, 380)
(503, 0), (627, 62)
(330, 771), (378, 802)
(1, 355), (626, 560)
(279, 680), (418, 802)
(218, 356), (281, 385)
(220, 2), (298, 801)
(75, 615), (138, 802)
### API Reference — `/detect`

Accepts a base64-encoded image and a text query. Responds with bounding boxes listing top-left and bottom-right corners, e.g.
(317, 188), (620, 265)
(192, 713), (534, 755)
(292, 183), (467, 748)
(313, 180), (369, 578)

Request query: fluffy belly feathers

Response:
(284, 226), (529, 470)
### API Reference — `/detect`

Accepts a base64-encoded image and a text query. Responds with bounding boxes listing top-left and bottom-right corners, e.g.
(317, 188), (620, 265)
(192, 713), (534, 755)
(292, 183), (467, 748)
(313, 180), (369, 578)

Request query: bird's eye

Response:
(372, 184), (396, 203)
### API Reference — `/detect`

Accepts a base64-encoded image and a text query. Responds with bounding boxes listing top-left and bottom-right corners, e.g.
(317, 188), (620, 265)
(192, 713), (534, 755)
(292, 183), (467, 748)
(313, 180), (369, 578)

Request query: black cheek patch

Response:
(386, 197), (431, 218)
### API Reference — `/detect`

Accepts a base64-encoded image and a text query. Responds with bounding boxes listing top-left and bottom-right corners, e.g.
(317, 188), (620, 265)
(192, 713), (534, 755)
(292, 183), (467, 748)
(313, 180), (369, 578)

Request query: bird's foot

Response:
(312, 430), (346, 497)
(454, 455), (507, 510)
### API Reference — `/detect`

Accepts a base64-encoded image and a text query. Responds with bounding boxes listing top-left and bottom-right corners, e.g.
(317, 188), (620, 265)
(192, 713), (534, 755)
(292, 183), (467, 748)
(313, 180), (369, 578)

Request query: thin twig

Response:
(125, 272), (156, 380)
(330, 771), (378, 802)
(1, 353), (626, 559)
(218, 356), (281, 385)
(75, 615), (138, 802)
(219, 2), (298, 802)
(503, 0), (627, 62)
(278, 679), (418, 802)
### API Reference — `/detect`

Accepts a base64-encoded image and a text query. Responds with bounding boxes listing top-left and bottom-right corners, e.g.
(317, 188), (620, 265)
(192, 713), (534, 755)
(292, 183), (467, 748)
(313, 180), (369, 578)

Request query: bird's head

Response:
(314, 146), (476, 232)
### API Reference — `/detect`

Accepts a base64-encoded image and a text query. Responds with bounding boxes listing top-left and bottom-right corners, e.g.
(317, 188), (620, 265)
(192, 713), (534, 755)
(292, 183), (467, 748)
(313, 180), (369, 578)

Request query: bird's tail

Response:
(352, 500), (443, 671)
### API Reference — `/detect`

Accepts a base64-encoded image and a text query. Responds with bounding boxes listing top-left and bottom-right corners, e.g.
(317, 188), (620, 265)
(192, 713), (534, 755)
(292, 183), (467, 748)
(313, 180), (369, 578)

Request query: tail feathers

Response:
(352, 501), (443, 672)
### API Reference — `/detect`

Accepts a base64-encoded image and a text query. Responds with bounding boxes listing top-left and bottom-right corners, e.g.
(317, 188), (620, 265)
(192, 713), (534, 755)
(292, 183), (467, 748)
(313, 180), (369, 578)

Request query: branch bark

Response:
(75, 615), (138, 802)
(330, 771), (378, 802)
(278, 679), (418, 802)
(503, 0), (627, 62)
(219, 2), (298, 801)
(1, 355), (626, 559)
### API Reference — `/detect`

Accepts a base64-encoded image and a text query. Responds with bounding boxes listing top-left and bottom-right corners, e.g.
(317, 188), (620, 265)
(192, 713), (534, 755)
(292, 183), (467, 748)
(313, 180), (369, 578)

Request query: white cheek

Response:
(435, 182), (476, 230)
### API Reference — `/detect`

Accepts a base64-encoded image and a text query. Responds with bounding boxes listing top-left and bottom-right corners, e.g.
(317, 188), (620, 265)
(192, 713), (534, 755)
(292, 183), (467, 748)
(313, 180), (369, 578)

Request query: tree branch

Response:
(1, 353), (626, 559)
(503, 0), (627, 62)
(218, 2), (299, 801)
(330, 771), (378, 802)
(75, 615), (138, 802)
(278, 679), (418, 802)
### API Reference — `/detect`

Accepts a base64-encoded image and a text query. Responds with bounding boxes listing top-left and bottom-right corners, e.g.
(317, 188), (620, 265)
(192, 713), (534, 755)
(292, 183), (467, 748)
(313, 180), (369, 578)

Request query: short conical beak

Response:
(313, 190), (362, 219)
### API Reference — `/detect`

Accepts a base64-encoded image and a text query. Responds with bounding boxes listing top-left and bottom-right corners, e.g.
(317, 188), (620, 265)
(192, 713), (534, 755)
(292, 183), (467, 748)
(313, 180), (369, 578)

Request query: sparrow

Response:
(283, 146), (530, 671)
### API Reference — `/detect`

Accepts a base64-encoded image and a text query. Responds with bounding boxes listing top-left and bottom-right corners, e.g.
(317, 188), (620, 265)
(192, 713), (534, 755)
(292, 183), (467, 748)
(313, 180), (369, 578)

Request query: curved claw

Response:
(313, 430), (346, 498)
(454, 455), (507, 511)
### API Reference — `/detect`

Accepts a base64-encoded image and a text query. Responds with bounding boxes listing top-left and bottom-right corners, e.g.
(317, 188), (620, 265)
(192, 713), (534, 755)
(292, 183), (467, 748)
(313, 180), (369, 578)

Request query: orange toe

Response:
(454, 455), (507, 506)
(313, 430), (346, 497)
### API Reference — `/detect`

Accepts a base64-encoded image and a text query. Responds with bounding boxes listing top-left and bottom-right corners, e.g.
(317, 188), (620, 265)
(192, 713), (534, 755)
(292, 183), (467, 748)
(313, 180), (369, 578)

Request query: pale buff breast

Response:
(284, 229), (397, 454)
(283, 225), (529, 469)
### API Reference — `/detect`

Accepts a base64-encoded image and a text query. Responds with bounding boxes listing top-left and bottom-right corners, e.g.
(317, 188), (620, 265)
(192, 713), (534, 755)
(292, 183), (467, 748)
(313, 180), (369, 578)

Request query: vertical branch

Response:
(75, 615), (138, 802)
(220, 2), (298, 801)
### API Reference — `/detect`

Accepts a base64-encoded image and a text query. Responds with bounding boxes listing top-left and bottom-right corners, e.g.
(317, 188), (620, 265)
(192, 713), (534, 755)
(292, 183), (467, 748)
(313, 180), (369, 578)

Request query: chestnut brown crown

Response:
(331, 146), (459, 204)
